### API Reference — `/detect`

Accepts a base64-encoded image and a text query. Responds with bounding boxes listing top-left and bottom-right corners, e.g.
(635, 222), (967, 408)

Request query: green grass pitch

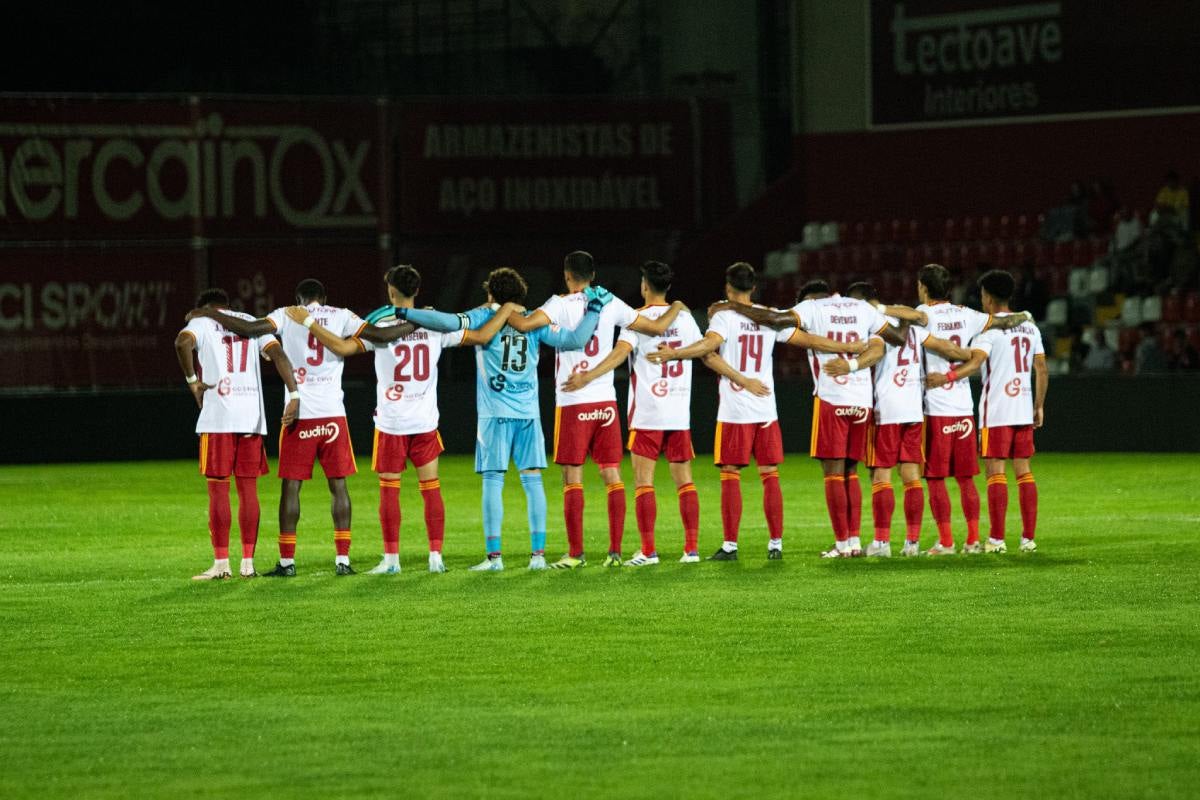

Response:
(2, 452), (1198, 798)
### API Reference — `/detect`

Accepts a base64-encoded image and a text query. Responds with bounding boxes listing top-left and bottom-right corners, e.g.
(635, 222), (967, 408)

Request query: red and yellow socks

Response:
(334, 529), (352, 558)
(823, 474), (848, 541)
(563, 483), (585, 557)
(234, 476), (259, 559)
(719, 471), (742, 543)
(958, 477), (981, 545)
(634, 485), (656, 555)
(845, 473), (863, 541)
(927, 478), (954, 547)
(677, 482), (700, 553)
(379, 478), (401, 555)
(606, 481), (626, 554)
(1017, 472), (1038, 540)
(986, 474), (1008, 541)
(871, 481), (895, 542)
(206, 477), (231, 560)
(761, 471), (784, 539)
(902, 480), (923, 542)
(419, 478), (445, 553)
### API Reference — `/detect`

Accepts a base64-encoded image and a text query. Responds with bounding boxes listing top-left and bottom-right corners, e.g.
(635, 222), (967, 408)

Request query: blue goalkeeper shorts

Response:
(475, 417), (548, 473)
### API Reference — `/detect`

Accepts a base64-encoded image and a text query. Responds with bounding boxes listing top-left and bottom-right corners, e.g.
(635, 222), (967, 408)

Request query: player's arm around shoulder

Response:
(462, 302), (522, 346)
(201, 308), (275, 337)
(985, 309), (1034, 331)
(649, 329), (721, 363)
(563, 340), (632, 392)
(284, 306), (362, 357)
(629, 300), (687, 335)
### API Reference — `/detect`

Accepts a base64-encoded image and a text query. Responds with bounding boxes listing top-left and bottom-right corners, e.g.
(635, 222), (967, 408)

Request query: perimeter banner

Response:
(868, 1), (1200, 127)
(0, 96), (386, 240)
(396, 100), (698, 233)
(0, 249), (195, 388)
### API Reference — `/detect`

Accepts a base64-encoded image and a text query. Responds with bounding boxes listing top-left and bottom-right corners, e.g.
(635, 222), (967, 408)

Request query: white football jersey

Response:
(363, 321), (465, 435)
(872, 316), (926, 425)
(918, 302), (992, 417)
(793, 296), (889, 408)
(267, 303), (365, 420)
(618, 305), (703, 431)
(182, 311), (277, 435)
(539, 292), (639, 407)
(707, 307), (794, 424)
(972, 313), (1045, 428)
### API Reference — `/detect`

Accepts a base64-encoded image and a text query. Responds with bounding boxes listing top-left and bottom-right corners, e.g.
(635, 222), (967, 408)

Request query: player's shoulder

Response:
(225, 309), (257, 322)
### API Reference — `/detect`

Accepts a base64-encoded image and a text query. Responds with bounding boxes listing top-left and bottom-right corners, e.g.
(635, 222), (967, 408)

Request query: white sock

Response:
(848, 536), (862, 551)
(278, 557), (295, 567)
(988, 537), (1005, 545)
(722, 541), (738, 552)
(835, 540), (850, 553)
(214, 558), (230, 570)
(240, 558), (254, 572)
(383, 552), (400, 567)
(335, 555), (350, 566)
(768, 537), (782, 551)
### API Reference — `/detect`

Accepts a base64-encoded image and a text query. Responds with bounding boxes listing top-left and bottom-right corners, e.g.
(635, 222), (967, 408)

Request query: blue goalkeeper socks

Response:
(520, 472), (547, 554)
(482, 471), (504, 555)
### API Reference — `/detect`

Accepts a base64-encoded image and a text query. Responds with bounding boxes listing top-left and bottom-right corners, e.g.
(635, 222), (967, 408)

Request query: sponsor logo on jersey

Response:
(294, 367), (307, 384)
(488, 374), (507, 392)
(385, 383), (405, 401)
(834, 406), (870, 423)
(892, 367), (910, 387)
(941, 418), (974, 440)
(1005, 377), (1022, 397)
(217, 377), (232, 396)
(651, 379), (669, 398)
(298, 421), (341, 442)
(576, 406), (617, 427)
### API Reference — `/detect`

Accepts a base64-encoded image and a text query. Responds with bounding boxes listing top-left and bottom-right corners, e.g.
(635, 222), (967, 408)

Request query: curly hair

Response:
(484, 268), (529, 304)
(195, 288), (229, 307)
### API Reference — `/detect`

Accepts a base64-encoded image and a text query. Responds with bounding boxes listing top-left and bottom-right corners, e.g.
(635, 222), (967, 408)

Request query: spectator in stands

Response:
(1154, 170), (1190, 228)
(1168, 329), (1199, 371)
(1112, 206), (1143, 252)
(1134, 323), (1168, 374)
(1043, 180), (1090, 240)
(1082, 333), (1116, 372)
(1087, 179), (1118, 234)
(1016, 261), (1049, 321)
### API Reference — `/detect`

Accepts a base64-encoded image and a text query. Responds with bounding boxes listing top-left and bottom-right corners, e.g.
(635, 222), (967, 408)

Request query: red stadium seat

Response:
(898, 271), (916, 300)
(1072, 240), (1092, 267)
(870, 221), (887, 243)
(1184, 291), (1200, 323)
(976, 241), (996, 267)
(978, 215), (994, 240)
(903, 246), (921, 271)
(1118, 325), (1142, 356)
(1047, 265), (1069, 296)
(851, 221), (868, 244)
(960, 216), (976, 242)
(1052, 241), (1072, 267)
(1092, 237), (1111, 261)
(1162, 291), (1182, 323)
(1015, 214), (1030, 238)
(998, 214), (1012, 238)
(905, 219), (920, 242)
(878, 270), (900, 299)
(943, 218), (958, 242)
(996, 240), (1016, 268)
(889, 219), (903, 243)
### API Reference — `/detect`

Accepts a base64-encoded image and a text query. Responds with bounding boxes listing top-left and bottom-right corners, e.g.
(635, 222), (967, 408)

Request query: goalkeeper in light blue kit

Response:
(394, 267), (611, 570)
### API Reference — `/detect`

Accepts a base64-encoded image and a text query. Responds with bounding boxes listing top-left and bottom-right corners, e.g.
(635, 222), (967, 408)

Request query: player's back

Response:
(707, 306), (790, 423)
(975, 313), (1045, 427)
(184, 311), (271, 434)
(364, 315), (464, 435)
(539, 291), (639, 407)
(621, 305), (703, 430)
(267, 303), (365, 419)
(794, 295), (887, 408)
(463, 305), (544, 419)
(871, 316), (925, 425)
(917, 302), (991, 417)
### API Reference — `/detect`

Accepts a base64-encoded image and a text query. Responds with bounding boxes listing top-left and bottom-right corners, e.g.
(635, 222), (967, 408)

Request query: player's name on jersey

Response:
(830, 314), (859, 324)
(935, 320), (966, 332)
(737, 320), (764, 332)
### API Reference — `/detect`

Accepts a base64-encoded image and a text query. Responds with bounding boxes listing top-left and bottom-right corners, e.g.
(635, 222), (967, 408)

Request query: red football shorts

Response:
(867, 420), (925, 469)
(553, 401), (623, 467)
(809, 398), (870, 461)
(372, 428), (445, 473)
(714, 420), (784, 467)
(980, 425), (1035, 459)
(278, 416), (357, 480)
(627, 429), (695, 462)
(924, 415), (980, 478)
(199, 433), (268, 479)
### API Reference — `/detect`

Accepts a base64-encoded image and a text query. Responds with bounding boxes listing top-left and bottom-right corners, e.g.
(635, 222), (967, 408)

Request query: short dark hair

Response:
(484, 268), (528, 304)
(196, 288), (229, 307)
(641, 260), (673, 293)
(725, 262), (757, 292)
(386, 265), (421, 298)
(295, 278), (326, 304)
(564, 251), (595, 282)
(845, 281), (877, 302)
(797, 279), (831, 301)
(978, 269), (1016, 302)
(917, 263), (951, 300)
